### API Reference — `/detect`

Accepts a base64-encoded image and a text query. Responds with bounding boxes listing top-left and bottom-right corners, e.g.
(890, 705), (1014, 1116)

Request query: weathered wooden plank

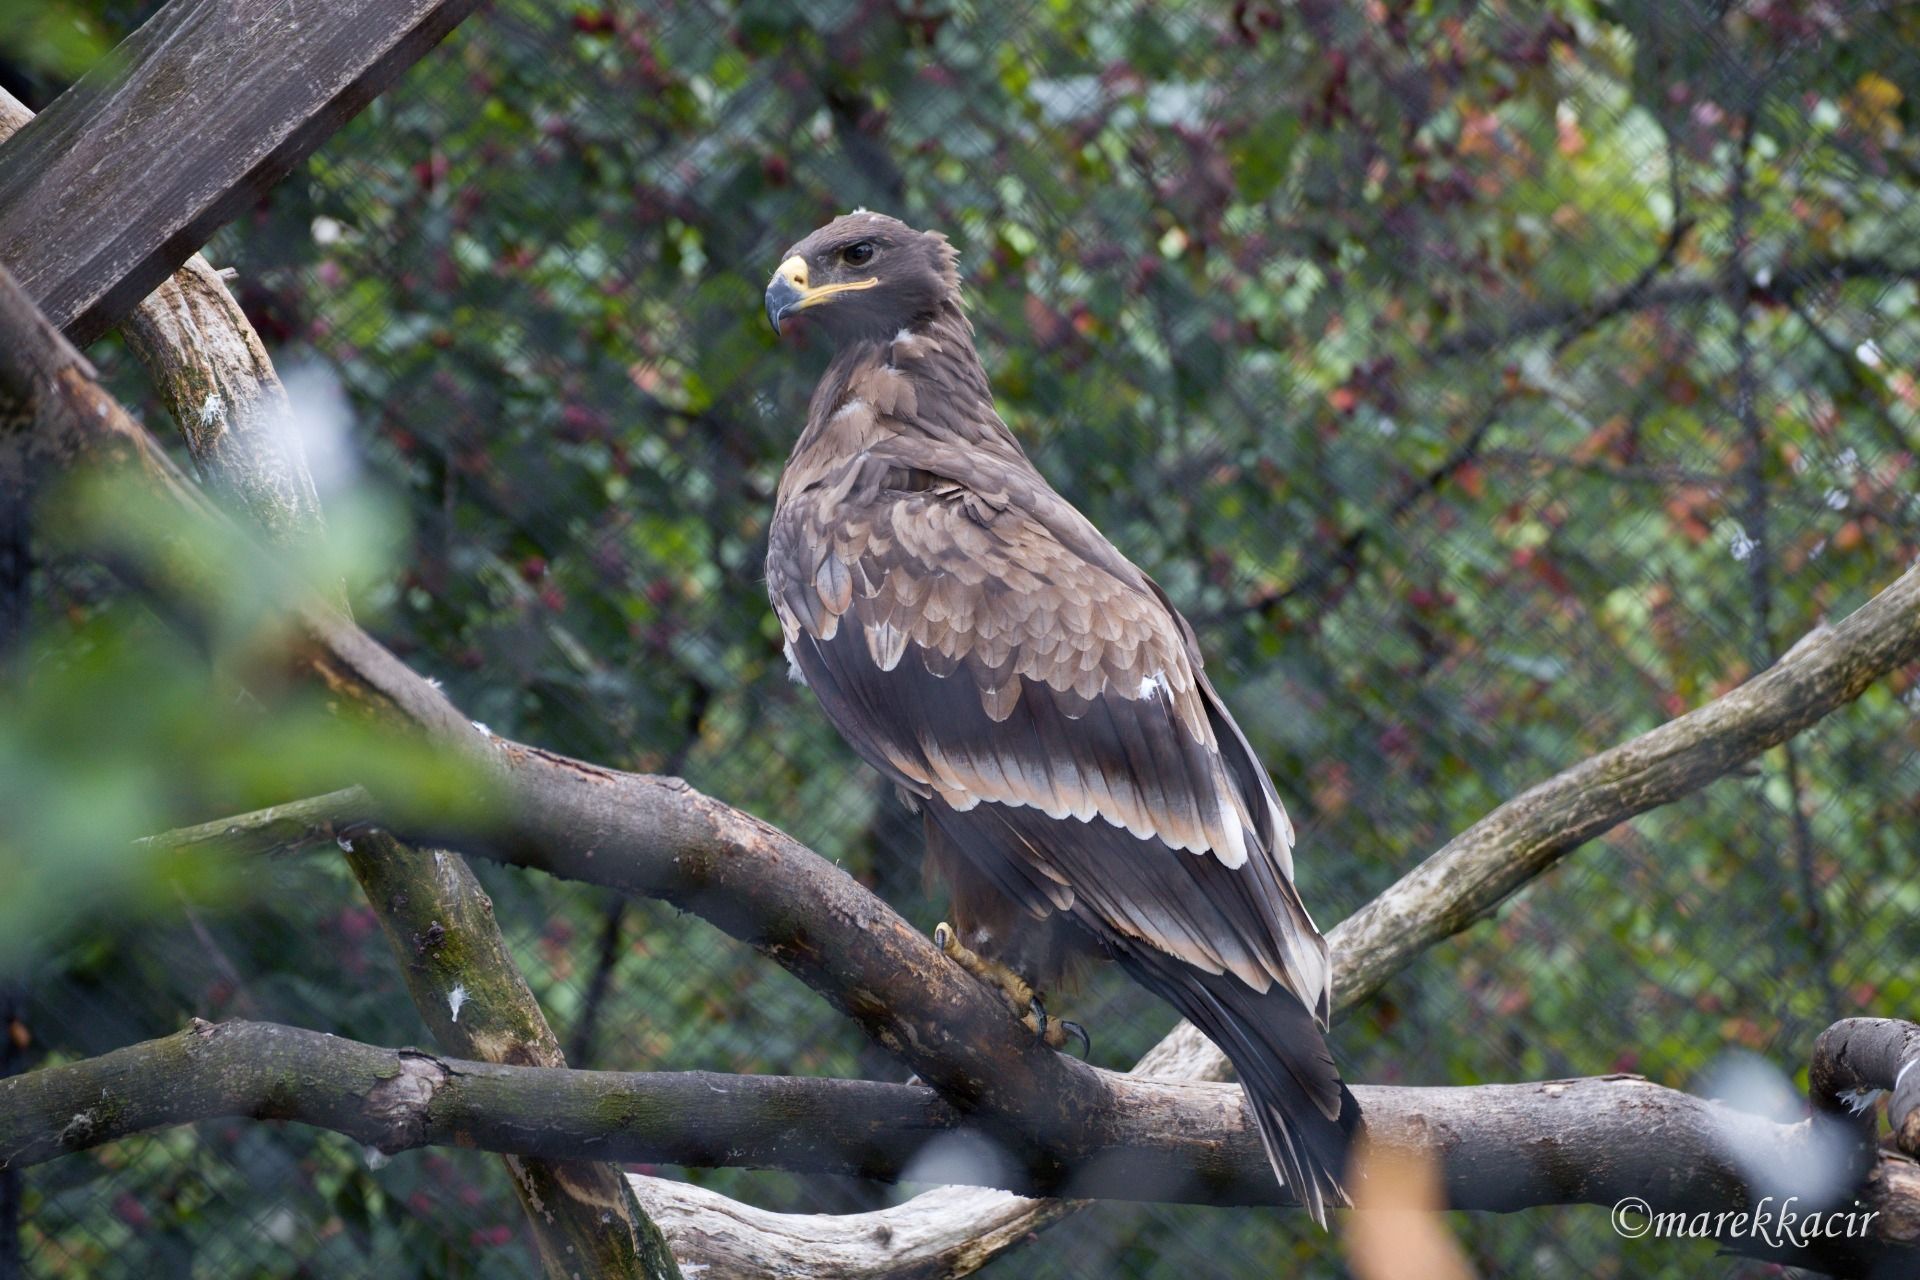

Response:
(0, 0), (481, 345)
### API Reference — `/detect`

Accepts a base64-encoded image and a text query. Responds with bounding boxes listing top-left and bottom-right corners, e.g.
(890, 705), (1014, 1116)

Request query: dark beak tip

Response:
(765, 276), (805, 337)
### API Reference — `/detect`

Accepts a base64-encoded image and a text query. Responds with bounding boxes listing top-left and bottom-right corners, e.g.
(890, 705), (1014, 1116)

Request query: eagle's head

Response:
(765, 211), (960, 343)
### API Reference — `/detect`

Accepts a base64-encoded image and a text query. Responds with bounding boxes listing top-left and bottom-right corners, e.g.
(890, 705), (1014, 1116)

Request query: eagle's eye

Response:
(841, 241), (876, 267)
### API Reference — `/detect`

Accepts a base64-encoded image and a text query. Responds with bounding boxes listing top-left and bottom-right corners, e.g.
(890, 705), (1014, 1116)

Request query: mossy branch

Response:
(2, 1018), (1916, 1276)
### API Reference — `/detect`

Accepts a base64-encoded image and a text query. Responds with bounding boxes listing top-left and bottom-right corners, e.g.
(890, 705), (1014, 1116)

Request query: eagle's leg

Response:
(933, 922), (1088, 1054)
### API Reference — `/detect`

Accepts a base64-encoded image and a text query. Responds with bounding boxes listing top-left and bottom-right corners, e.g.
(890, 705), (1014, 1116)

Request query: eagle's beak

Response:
(765, 257), (808, 334)
(765, 254), (879, 334)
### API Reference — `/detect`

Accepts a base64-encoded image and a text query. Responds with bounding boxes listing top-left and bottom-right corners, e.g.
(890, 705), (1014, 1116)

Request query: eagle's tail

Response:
(1131, 959), (1363, 1226)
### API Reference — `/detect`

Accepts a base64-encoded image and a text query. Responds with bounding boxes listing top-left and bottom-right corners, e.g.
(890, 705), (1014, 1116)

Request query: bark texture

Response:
(0, 1019), (1914, 1276)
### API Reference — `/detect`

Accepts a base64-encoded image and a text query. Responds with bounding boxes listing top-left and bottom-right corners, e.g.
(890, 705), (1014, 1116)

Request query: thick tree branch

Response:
(338, 832), (682, 1279)
(2, 1019), (1915, 1274)
(160, 546), (1920, 1082)
(116, 252), (329, 549)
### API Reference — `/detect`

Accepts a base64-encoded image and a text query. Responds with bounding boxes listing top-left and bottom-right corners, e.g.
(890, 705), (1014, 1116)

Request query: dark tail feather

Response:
(1129, 958), (1363, 1225)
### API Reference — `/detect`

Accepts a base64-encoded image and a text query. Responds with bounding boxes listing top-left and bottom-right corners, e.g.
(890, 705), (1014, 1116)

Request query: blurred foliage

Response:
(0, 0), (111, 88)
(6, 0), (1920, 1276)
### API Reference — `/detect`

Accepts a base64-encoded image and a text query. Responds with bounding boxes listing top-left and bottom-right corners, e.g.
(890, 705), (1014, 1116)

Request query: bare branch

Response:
(1812, 1019), (1920, 1158)
(118, 253), (328, 548)
(1424, 255), (1917, 363)
(626, 1183), (1077, 1280)
(3, 1019), (1915, 1274)
(1328, 563), (1920, 1009)
(143, 553), (1920, 1082)
(137, 787), (371, 859)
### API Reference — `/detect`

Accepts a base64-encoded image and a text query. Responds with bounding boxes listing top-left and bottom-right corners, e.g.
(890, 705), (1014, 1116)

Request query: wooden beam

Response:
(0, 0), (481, 345)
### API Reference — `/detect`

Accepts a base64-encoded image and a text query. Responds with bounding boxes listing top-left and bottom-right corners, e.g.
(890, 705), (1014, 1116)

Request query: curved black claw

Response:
(1058, 1019), (1091, 1059)
(1028, 995), (1049, 1043)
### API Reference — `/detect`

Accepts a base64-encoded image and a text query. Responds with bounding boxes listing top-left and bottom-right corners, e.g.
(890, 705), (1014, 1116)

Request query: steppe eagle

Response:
(763, 211), (1360, 1221)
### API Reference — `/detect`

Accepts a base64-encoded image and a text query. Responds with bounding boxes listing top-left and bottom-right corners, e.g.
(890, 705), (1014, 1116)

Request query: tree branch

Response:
(136, 786), (372, 859)
(1425, 255), (1917, 363)
(1811, 1018), (1920, 1158)
(1326, 563), (1920, 1010)
(116, 251), (329, 549)
(3, 1019), (1915, 1274)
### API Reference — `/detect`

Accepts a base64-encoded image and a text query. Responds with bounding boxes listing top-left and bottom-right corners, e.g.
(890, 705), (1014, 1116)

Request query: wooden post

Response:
(0, 0), (482, 344)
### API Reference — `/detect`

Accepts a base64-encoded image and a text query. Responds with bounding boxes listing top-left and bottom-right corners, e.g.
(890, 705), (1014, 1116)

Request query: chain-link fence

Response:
(10, 0), (1920, 1276)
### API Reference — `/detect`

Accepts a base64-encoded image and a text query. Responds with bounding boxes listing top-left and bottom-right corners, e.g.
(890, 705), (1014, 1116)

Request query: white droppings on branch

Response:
(448, 983), (469, 1022)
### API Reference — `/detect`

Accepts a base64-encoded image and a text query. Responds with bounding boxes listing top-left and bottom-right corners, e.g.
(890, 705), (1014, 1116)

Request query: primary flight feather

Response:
(763, 211), (1361, 1222)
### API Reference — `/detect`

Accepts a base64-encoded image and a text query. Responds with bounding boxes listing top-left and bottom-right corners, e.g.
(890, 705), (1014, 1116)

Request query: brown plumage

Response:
(763, 212), (1360, 1222)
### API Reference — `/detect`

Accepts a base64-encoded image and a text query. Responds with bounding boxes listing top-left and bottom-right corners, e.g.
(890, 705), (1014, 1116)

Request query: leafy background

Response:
(3, 0), (1919, 1276)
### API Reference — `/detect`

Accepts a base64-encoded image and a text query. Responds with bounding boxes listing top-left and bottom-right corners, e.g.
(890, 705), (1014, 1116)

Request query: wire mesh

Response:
(10, 1), (1920, 1276)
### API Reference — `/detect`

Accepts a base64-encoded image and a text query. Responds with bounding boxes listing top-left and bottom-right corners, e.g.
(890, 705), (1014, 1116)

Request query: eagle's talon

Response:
(1022, 998), (1090, 1056)
(1058, 1019), (1091, 1059)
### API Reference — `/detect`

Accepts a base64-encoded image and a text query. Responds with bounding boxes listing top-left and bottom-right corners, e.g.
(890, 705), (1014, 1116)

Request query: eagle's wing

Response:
(767, 435), (1329, 1022)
